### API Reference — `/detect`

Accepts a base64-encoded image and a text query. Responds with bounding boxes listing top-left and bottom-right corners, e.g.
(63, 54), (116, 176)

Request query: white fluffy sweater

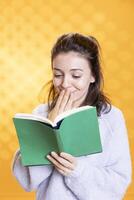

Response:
(12, 104), (132, 200)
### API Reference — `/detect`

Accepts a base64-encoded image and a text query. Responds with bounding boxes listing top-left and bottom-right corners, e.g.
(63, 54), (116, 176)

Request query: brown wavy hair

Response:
(41, 33), (112, 116)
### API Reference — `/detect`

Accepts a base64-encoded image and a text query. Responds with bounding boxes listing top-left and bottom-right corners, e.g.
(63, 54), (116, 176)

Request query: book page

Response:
(14, 113), (54, 126)
(54, 105), (93, 125)
(14, 105), (93, 127)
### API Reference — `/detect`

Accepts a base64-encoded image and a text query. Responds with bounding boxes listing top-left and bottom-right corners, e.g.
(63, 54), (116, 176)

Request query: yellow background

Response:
(0, 0), (133, 199)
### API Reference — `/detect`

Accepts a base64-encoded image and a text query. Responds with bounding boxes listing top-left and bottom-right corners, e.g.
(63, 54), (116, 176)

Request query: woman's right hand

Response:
(47, 89), (75, 122)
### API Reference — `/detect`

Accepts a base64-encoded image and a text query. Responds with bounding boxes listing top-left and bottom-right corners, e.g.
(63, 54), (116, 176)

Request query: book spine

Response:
(55, 129), (64, 153)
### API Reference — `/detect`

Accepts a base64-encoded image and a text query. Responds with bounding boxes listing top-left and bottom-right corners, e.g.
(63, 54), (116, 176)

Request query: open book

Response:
(13, 105), (102, 166)
(14, 106), (92, 127)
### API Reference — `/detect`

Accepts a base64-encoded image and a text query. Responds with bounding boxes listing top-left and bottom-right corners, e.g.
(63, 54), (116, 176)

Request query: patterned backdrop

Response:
(0, 0), (133, 199)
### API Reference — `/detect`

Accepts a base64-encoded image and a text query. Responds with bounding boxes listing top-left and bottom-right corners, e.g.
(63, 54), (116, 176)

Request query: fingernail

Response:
(47, 155), (50, 158)
(51, 151), (56, 155)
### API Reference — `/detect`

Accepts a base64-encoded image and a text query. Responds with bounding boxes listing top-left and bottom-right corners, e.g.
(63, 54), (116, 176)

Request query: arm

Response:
(64, 109), (132, 200)
(11, 150), (53, 191)
(12, 104), (53, 192)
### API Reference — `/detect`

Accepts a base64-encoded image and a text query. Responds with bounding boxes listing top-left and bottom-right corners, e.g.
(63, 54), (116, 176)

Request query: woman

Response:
(12, 33), (132, 200)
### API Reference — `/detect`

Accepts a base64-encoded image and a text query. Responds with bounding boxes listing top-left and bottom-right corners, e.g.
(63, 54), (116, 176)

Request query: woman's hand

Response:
(47, 88), (75, 122)
(47, 151), (77, 176)
(48, 87), (88, 122)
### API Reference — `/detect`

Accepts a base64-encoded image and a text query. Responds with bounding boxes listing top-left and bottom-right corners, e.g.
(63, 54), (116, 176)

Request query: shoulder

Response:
(100, 104), (126, 133)
(101, 104), (124, 120)
(32, 103), (49, 117)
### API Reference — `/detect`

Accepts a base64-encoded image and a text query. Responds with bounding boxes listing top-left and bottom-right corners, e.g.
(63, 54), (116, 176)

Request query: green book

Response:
(13, 105), (102, 166)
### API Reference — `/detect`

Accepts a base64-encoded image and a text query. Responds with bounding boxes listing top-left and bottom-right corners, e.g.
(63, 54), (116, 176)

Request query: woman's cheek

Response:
(73, 80), (89, 92)
(53, 79), (61, 92)
(73, 82), (90, 96)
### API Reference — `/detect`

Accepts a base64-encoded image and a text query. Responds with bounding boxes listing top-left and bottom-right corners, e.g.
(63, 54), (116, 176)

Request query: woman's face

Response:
(52, 51), (95, 103)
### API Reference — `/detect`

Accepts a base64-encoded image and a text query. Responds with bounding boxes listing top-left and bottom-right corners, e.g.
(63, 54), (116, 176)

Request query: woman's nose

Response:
(61, 77), (71, 89)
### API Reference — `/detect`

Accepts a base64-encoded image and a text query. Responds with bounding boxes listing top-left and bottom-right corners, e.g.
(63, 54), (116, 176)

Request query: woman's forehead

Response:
(52, 52), (90, 70)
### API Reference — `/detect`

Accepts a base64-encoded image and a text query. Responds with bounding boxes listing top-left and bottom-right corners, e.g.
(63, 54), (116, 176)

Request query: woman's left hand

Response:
(47, 151), (77, 176)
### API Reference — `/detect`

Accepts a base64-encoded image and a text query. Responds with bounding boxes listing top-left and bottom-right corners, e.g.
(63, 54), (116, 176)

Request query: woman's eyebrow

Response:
(53, 67), (83, 72)
(70, 68), (83, 72)
(53, 68), (62, 71)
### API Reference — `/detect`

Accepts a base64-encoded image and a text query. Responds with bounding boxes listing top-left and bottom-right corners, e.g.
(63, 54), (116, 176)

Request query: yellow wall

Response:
(0, 0), (133, 199)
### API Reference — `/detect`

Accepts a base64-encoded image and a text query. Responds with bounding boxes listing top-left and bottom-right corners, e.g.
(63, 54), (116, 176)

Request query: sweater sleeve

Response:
(11, 104), (53, 192)
(64, 108), (132, 200)
(11, 150), (53, 192)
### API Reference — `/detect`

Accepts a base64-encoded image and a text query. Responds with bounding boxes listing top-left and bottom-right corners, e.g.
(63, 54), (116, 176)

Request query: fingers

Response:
(58, 89), (71, 113)
(55, 90), (66, 112)
(54, 89), (72, 113)
(63, 92), (74, 111)
(47, 152), (75, 170)
(48, 90), (67, 121)
(46, 151), (77, 176)
(60, 152), (75, 163)
(48, 88), (79, 121)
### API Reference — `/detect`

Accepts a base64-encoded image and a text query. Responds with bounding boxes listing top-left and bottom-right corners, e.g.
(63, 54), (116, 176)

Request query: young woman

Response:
(12, 33), (132, 200)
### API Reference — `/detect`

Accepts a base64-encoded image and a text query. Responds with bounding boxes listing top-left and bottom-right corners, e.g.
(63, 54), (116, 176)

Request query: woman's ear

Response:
(90, 76), (95, 83)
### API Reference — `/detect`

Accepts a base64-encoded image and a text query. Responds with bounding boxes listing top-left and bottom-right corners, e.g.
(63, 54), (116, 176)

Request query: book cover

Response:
(13, 106), (102, 166)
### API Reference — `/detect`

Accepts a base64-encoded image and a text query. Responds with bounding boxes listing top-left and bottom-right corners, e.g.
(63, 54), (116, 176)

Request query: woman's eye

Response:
(54, 74), (63, 78)
(72, 75), (81, 79)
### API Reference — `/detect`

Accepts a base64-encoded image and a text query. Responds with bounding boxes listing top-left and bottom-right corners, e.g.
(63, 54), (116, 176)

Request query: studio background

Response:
(0, 0), (133, 199)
